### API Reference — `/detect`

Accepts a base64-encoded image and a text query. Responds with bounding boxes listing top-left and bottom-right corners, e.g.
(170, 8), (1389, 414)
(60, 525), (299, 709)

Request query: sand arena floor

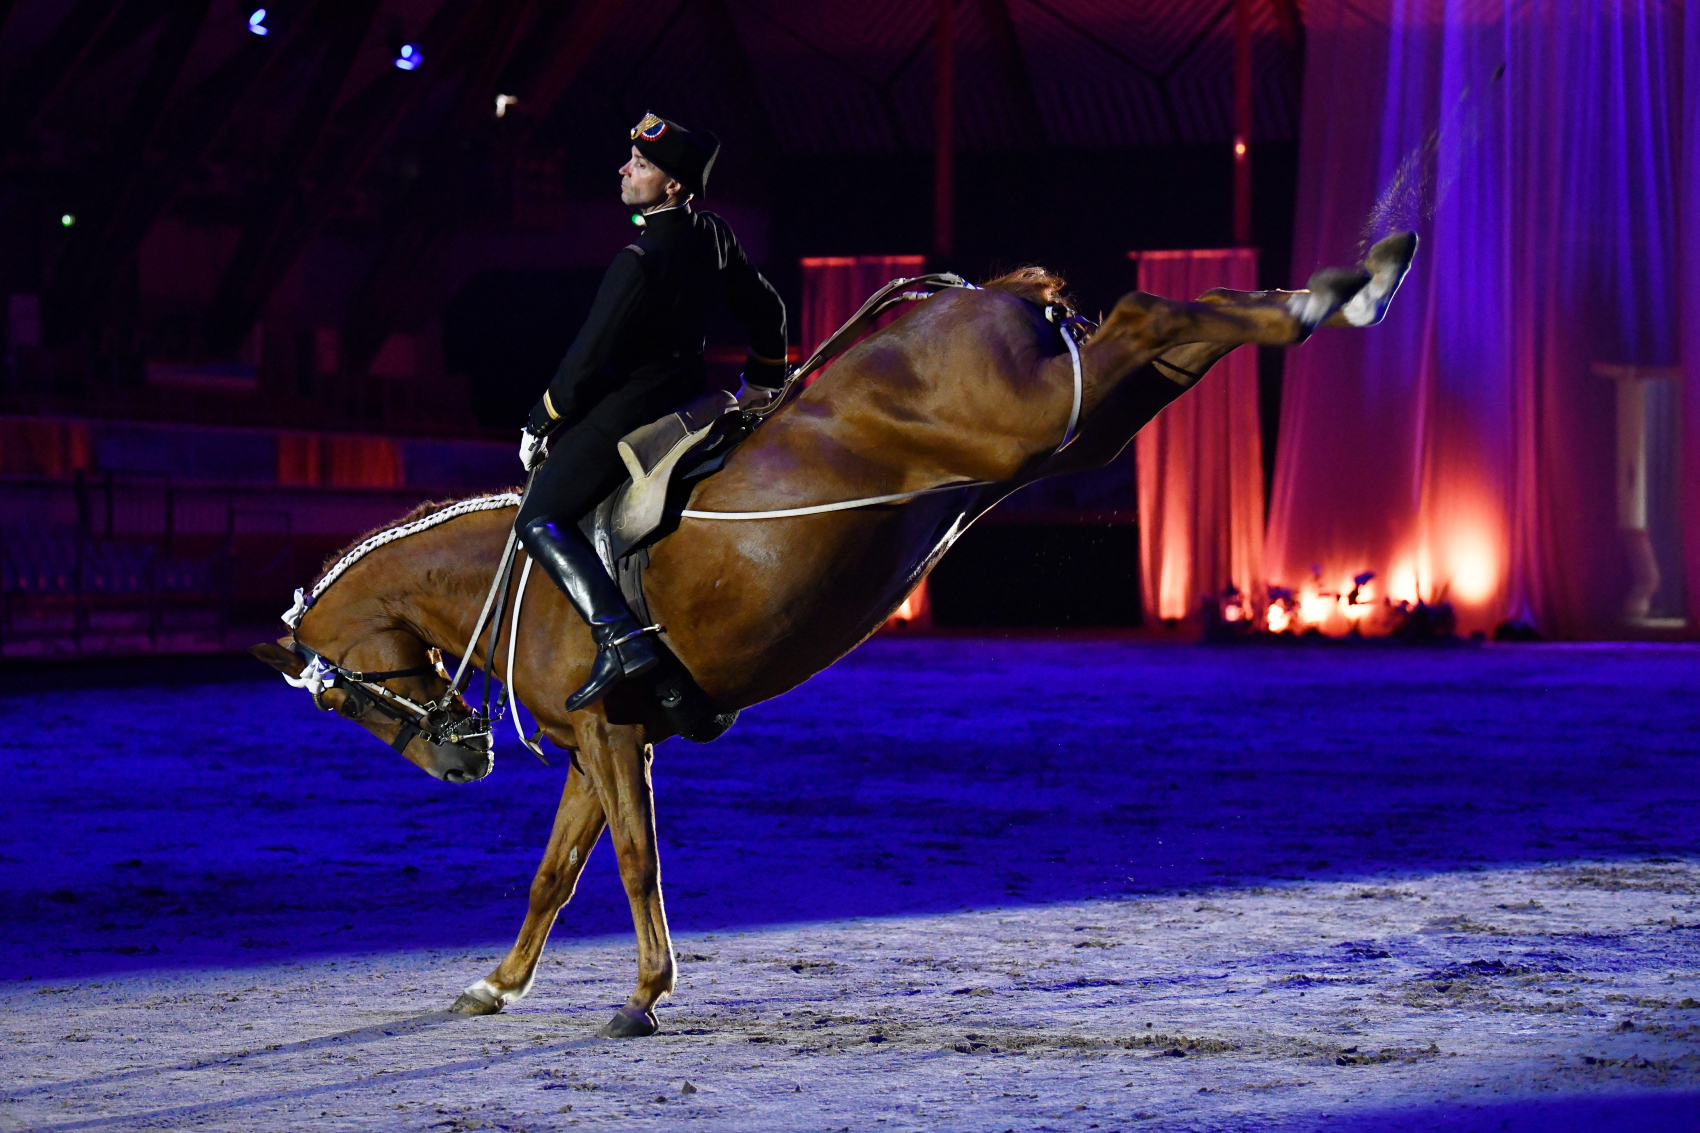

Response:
(3, 639), (1698, 1131)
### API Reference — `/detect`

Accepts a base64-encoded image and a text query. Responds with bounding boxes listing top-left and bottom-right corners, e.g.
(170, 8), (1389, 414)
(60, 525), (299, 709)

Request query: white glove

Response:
(518, 427), (547, 470)
(735, 376), (782, 412)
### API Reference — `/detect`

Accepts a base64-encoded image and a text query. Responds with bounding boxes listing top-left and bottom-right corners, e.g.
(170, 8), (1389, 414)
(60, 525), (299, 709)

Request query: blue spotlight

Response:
(395, 44), (421, 71)
(247, 8), (268, 35)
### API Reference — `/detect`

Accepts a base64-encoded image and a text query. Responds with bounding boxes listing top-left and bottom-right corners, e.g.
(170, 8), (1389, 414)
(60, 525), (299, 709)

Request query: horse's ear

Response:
(250, 642), (304, 678)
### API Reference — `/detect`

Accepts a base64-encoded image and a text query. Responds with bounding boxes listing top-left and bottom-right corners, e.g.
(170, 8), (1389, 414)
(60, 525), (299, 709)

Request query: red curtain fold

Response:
(277, 433), (404, 489)
(1267, 0), (1688, 638)
(800, 255), (928, 360)
(1133, 249), (1265, 623)
(800, 254), (931, 629)
(0, 419), (93, 479)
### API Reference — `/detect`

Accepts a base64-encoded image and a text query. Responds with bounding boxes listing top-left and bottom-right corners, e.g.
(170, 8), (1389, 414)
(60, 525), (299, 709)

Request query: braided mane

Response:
(309, 489), (523, 595)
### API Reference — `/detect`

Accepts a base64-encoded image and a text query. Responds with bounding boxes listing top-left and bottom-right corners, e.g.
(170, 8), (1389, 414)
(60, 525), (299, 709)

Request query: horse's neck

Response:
(351, 511), (513, 661)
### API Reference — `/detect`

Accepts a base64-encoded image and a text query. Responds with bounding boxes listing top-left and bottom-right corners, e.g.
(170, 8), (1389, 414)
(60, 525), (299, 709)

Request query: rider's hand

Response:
(518, 426), (548, 471)
(734, 375), (782, 412)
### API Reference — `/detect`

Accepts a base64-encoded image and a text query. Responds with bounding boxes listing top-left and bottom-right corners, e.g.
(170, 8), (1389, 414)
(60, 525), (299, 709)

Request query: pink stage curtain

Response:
(1132, 249), (1265, 623)
(277, 434), (404, 489)
(800, 255), (927, 359)
(0, 419), (93, 478)
(1266, 0), (1689, 638)
(801, 254), (931, 628)
(1684, 4), (1700, 630)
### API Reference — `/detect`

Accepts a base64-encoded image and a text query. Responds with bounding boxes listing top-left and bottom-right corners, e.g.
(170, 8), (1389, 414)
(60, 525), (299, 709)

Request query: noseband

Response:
(277, 493), (535, 764)
(283, 642), (493, 756)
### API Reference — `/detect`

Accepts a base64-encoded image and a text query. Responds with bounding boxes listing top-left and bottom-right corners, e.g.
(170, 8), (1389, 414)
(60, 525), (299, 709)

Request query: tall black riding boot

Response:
(517, 518), (661, 712)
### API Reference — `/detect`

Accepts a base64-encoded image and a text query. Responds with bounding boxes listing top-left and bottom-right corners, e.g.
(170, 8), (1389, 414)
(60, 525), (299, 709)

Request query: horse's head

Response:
(251, 640), (494, 784)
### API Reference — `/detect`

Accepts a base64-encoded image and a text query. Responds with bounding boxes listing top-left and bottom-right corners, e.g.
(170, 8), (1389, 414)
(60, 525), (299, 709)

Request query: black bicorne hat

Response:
(630, 111), (720, 198)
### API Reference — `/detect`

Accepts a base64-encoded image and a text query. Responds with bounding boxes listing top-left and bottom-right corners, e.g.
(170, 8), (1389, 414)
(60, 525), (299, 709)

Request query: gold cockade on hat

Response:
(631, 112), (666, 141)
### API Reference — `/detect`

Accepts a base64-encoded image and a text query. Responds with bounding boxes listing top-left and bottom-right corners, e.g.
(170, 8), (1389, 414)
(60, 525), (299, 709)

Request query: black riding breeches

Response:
(516, 362), (701, 561)
(515, 415), (631, 537)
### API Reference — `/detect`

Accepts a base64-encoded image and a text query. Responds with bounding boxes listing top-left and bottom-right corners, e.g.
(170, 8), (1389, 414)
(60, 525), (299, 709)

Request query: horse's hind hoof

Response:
(1341, 231), (1418, 327)
(449, 991), (503, 1016)
(597, 1005), (659, 1038)
(1290, 267), (1372, 339)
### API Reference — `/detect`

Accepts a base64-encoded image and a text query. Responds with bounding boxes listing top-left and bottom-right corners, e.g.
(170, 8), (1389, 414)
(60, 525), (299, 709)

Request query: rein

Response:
(280, 473), (545, 760)
(686, 290), (1091, 521)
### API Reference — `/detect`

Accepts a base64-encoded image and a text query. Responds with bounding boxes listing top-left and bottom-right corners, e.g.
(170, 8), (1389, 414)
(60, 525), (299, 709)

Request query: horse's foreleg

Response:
(575, 714), (673, 1039)
(449, 762), (607, 1015)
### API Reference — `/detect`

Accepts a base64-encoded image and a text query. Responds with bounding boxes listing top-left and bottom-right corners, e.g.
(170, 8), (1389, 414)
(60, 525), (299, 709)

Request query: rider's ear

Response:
(250, 642), (305, 678)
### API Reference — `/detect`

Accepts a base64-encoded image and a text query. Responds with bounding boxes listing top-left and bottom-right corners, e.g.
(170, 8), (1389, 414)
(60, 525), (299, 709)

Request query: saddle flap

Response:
(611, 418), (720, 553)
(616, 391), (736, 480)
(588, 390), (745, 567)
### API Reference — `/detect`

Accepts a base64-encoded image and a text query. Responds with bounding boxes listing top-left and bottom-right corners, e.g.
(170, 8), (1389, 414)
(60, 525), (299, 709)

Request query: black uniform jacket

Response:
(530, 206), (786, 440)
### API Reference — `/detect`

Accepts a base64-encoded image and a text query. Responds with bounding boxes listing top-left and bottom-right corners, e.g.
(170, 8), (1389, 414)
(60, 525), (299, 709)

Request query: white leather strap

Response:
(681, 312), (1084, 521)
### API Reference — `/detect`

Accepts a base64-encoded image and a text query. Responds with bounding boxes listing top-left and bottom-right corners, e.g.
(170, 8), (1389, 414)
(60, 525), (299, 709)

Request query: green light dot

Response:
(631, 213), (643, 225)
(60, 213), (75, 227)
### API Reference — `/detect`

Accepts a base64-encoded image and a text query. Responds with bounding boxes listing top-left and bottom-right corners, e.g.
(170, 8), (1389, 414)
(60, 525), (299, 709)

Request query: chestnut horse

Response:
(254, 234), (1415, 1037)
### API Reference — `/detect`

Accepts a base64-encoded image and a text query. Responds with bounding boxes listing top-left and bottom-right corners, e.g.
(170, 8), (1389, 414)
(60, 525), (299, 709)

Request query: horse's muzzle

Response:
(424, 737), (494, 784)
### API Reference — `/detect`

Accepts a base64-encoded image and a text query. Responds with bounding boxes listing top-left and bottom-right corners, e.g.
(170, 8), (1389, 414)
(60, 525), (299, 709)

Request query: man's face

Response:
(620, 146), (683, 209)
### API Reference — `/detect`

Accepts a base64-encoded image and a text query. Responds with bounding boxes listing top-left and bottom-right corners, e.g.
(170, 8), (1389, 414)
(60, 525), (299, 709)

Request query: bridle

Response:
(283, 641), (493, 756)
(280, 476), (546, 762)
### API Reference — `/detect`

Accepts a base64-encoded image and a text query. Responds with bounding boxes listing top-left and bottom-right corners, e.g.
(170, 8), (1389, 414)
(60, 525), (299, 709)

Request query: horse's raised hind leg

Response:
(449, 762), (607, 1015)
(1178, 231), (1418, 339)
(1100, 265), (1371, 356)
(574, 712), (674, 1039)
(1133, 233), (1418, 393)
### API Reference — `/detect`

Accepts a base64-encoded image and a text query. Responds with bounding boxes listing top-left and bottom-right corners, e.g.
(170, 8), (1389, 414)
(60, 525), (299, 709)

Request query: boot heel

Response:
(617, 635), (662, 679)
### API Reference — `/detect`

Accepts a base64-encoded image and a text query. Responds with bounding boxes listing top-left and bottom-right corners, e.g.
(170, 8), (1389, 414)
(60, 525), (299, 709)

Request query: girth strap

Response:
(683, 300), (1090, 522)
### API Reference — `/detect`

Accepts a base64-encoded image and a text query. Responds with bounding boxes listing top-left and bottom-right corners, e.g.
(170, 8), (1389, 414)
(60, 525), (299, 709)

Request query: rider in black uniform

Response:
(517, 112), (787, 713)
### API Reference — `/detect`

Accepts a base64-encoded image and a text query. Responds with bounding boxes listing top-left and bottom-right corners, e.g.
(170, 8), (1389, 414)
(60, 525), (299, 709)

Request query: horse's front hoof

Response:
(597, 1005), (659, 1038)
(449, 991), (503, 1016)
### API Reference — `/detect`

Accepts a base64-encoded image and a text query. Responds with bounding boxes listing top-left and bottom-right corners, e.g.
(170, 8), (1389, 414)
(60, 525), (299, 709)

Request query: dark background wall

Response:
(0, 0), (1307, 631)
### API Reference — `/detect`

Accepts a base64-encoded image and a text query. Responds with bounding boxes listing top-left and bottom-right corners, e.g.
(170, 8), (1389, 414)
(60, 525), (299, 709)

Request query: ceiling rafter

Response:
(518, 0), (643, 136)
(740, 8), (889, 95)
(746, 7), (913, 149)
(339, 0), (633, 372)
(46, 0), (335, 334)
(0, 0), (129, 148)
(200, 0), (393, 356)
(1020, 0), (1235, 142)
(613, 0), (693, 107)
(976, 0), (1048, 149)
(698, 0), (785, 181)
